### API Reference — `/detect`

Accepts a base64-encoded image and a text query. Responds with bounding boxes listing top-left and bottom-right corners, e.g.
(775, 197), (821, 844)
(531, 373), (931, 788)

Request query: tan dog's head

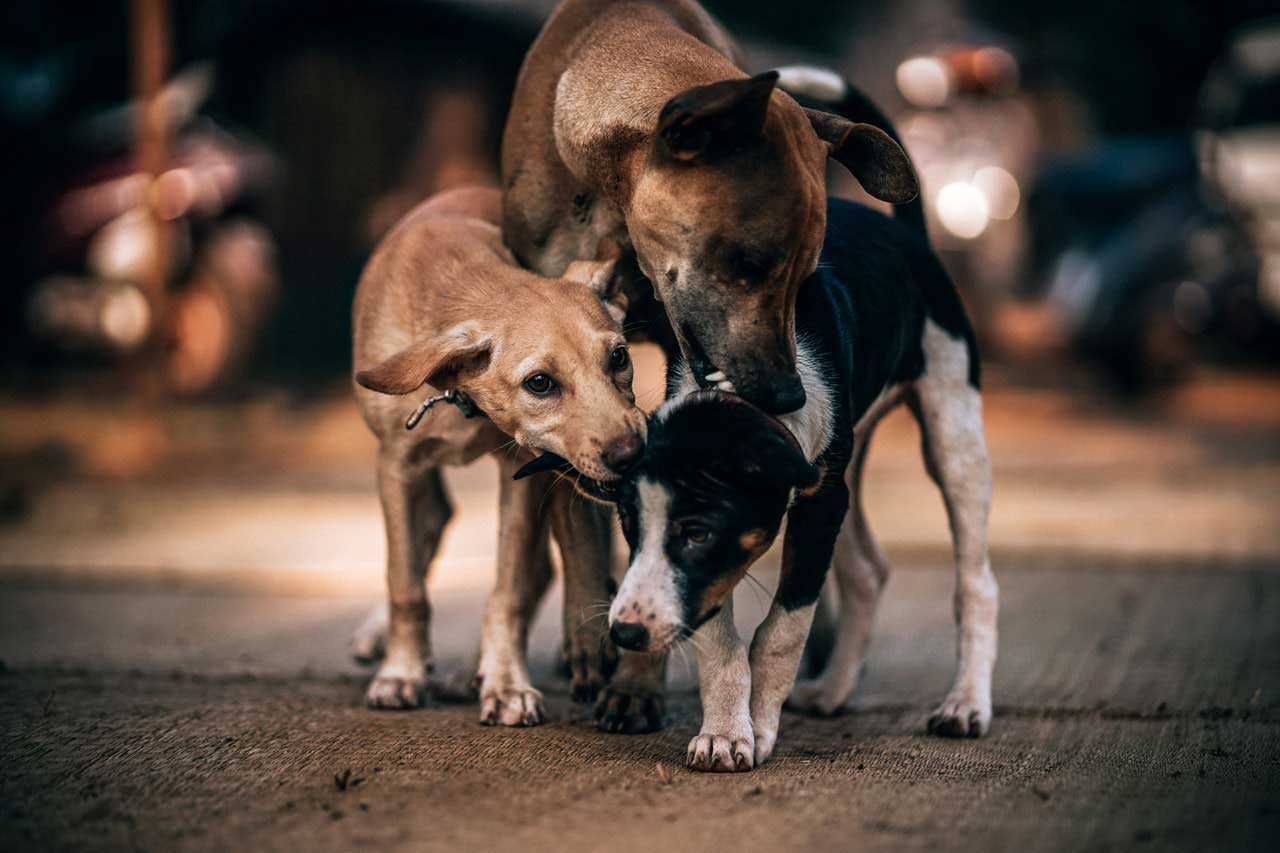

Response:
(356, 259), (646, 481)
(627, 70), (917, 415)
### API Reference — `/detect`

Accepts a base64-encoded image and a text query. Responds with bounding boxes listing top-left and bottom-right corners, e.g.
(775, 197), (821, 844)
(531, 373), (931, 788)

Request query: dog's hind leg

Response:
(366, 457), (452, 709)
(350, 602), (388, 665)
(476, 455), (556, 726)
(912, 320), (998, 738)
(788, 433), (890, 716)
(550, 483), (622, 706)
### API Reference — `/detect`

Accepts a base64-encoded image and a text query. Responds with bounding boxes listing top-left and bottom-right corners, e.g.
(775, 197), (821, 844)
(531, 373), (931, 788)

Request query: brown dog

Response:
(502, 0), (917, 415)
(351, 186), (646, 724)
(500, 0), (918, 733)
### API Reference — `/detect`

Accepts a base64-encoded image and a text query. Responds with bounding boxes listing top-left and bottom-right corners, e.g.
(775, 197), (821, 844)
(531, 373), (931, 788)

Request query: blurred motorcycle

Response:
(1025, 21), (1280, 393)
(27, 64), (279, 395)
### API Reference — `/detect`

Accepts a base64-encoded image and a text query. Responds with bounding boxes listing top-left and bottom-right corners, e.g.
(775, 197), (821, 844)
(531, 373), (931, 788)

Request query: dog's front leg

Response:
(686, 601), (753, 772)
(476, 455), (555, 726)
(749, 482), (848, 763)
(595, 651), (667, 733)
(367, 457), (452, 709)
(549, 484), (619, 703)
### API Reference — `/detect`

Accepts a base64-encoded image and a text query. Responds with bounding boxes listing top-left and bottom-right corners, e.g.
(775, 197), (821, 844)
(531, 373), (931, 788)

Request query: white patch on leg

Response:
(917, 319), (997, 737)
(687, 602), (754, 772)
(776, 65), (848, 102)
(788, 506), (885, 715)
(477, 604), (545, 726)
(749, 602), (818, 764)
(609, 480), (684, 649)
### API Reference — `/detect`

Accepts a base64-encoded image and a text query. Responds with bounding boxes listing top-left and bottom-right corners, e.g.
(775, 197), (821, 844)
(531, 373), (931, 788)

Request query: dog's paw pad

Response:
(365, 673), (427, 709)
(479, 686), (545, 727)
(594, 684), (666, 733)
(927, 695), (991, 738)
(686, 734), (754, 773)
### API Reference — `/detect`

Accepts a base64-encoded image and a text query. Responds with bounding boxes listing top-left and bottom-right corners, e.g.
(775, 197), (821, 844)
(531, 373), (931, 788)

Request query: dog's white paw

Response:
(365, 665), (428, 710)
(786, 679), (847, 717)
(686, 732), (754, 773)
(927, 691), (992, 738)
(753, 727), (778, 766)
(349, 604), (388, 665)
(479, 685), (545, 727)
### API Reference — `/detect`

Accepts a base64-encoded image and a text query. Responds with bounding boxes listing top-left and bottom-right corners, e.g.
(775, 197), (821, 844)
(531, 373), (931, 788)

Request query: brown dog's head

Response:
(626, 70), (917, 414)
(356, 259), (647, 481)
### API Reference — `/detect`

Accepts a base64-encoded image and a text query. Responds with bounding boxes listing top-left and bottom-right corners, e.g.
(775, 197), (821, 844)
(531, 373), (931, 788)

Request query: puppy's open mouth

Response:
(511, 453), (619, 503)
(512, 452), (573, 480)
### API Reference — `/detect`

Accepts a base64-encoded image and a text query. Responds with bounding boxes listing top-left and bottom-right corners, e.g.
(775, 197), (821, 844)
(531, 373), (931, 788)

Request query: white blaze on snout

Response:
(610, 479), (684, 650)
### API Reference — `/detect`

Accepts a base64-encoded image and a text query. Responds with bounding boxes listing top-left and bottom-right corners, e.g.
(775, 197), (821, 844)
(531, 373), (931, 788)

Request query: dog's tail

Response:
(776, 66), (927, 239)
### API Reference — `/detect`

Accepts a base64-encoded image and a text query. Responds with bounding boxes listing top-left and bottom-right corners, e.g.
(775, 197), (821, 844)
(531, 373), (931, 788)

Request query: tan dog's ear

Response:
(805, 109), (919, 204)
(355, 325), (492, 395)
(564, 258), (626, 324)
(656, 71), (778, 163)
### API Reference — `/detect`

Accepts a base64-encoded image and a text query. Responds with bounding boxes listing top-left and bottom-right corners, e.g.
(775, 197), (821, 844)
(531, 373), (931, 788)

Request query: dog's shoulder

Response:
(818, 197), (980, 389)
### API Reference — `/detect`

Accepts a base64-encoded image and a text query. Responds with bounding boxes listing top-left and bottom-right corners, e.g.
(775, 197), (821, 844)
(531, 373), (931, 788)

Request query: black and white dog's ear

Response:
(742, 426), (821, 489)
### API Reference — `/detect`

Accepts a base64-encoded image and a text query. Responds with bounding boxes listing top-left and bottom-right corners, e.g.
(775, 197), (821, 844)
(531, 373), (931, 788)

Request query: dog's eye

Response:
(683, 525), (712, 545)
(610, 346), (630, 372)
(523, 373), (557, 396)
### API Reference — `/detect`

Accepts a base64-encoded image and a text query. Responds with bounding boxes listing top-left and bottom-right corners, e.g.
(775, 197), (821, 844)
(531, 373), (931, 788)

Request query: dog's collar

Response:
(404, 389), (486, 430)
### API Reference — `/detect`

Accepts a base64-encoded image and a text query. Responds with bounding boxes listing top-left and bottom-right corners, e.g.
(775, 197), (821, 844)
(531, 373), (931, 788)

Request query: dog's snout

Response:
(609, 620), (649, 651)
(602, 431), (643, 474)
(762, 375), (806, 415)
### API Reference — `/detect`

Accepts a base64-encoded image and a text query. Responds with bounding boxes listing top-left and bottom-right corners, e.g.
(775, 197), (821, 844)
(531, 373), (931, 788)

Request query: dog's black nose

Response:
(764, 376), (807, 415)
(610, 620), (649, 651)
(602, 432), (643, 474)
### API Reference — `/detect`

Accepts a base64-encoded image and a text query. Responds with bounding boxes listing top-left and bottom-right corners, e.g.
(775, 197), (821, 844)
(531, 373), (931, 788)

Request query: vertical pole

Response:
(130, 0), (172, 307)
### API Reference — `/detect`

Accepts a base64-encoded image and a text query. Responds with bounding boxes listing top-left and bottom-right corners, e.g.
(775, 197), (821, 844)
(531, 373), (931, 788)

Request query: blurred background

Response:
(1, 0), (1278, 665)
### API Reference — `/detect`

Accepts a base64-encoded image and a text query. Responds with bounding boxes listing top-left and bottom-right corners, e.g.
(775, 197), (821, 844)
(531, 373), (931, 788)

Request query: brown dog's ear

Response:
(564, 258), (626, 324)
(804, 109), (919, 204)
(355, 325), (492, 395)
(657, 71), (779, 163)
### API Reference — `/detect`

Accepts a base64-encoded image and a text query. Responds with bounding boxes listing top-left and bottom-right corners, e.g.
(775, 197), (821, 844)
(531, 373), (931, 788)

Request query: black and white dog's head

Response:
(591, 391), (821, 653)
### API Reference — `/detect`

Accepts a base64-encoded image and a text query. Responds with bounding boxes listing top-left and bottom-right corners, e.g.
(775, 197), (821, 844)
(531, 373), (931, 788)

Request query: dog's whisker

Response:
(742, 571), (773, 611)
(577, 612), (609, 629)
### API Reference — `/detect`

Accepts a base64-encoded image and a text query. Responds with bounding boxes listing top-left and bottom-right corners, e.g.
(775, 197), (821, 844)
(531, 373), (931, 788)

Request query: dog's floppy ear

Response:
(355, 324), (492, 395)
(740, 417), (822, 490)
(804, 109), (919, 204)
(687, 390), (820, 490)
(657, 71), (778, 163)
(564, 257), (626, 324)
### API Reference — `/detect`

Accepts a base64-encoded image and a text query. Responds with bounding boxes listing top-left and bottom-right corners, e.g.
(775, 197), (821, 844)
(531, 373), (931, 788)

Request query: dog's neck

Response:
(667, 337), (834, 463)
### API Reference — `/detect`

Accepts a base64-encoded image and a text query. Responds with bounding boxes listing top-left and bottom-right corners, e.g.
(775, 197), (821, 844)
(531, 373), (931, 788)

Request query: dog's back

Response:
(500, 0), (740, 272)
(801, 198), (980, 425)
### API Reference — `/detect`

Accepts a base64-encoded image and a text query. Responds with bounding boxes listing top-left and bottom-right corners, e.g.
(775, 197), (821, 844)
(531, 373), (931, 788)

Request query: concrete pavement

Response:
(2, 368), (1279, 851)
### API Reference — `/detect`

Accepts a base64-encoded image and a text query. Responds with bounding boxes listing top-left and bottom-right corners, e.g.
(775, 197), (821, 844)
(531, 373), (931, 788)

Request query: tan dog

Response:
(502, 0), (917, 415)
(351, 186), (646, 724)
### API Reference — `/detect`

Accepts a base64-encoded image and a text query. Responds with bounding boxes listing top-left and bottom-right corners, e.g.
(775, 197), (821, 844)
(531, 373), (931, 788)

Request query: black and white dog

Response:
(589, 70), (998, 772)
